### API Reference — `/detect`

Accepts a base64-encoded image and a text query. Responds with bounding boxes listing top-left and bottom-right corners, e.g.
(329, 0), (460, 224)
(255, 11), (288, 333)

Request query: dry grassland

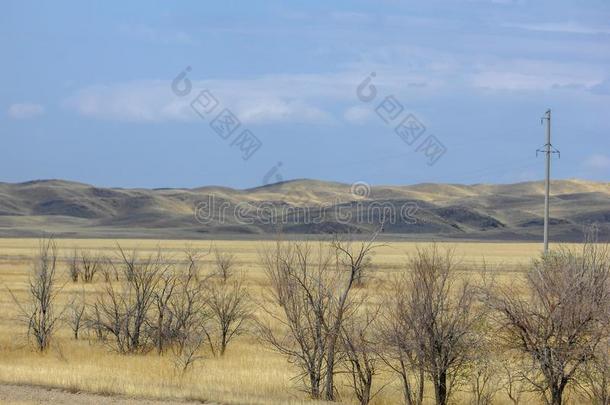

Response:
(0, 238), (552, 404)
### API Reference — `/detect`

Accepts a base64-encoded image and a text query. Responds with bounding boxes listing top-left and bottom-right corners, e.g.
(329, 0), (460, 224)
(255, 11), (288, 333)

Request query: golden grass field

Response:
(0, 238), (558, 404)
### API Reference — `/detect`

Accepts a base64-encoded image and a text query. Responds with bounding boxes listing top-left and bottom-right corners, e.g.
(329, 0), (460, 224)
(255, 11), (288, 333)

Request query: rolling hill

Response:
(0, 178), (608, 241)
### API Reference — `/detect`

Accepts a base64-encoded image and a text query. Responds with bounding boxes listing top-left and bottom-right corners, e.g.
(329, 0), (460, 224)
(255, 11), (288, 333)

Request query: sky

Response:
(1, 0), (609, 189)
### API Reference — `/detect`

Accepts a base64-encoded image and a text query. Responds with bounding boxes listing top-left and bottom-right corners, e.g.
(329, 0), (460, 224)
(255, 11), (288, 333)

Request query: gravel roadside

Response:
(0, 384), (210, 405)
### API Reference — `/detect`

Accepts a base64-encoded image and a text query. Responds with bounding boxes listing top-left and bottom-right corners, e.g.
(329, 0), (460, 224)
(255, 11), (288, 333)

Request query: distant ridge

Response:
(0, 178), (608, 241)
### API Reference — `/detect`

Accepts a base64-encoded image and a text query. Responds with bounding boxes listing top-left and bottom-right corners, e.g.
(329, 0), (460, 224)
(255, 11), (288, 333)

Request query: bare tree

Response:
(486, 242), (610, 405)
(258, 234), (379, 400)
(324, 233), (380, 400)
(206, 276), (251, 356)
(380, 272), (427, 405)
(258, 241), (335, 399)
(9, 238), (63, 352)
(341, 306), (384, 405)
(394, 245), (483, 405)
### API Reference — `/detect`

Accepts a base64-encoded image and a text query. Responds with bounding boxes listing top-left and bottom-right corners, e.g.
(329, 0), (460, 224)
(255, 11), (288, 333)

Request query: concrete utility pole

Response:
(537, 109), (559, 255)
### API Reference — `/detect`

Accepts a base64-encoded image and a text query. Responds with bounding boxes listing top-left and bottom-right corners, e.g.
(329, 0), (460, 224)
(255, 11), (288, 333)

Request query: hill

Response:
(0, 178), (608, 241)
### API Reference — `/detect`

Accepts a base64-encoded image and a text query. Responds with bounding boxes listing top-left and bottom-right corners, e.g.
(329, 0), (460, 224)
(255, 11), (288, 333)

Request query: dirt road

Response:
(0, 384), (208, 405)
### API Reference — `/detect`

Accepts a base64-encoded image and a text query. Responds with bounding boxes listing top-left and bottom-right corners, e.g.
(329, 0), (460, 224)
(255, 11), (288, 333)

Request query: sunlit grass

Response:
(0, 238), (553, 404)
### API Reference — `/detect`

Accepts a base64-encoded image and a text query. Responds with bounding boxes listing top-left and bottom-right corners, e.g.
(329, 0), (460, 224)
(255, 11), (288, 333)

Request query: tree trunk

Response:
(550, 384), (563, 405)
(325, 336), (337, 400)
(310, 372), (321, 399)
(418, 366), (425, 405)
(325, 281), (354, 400)
(400, 365), (414, 405)
(435, 370), (448, 405)
(360, 375), (372, 405)
(220, 329), (227, 356)
(157, 312), (163, 354)
(399, 359), (423, 405)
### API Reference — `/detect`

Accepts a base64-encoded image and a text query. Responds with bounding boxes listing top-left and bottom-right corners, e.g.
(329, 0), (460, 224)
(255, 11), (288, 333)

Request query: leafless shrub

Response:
(89, 245), (211, 363)
(466, 348), (502, 405)
(153, 270), (177, 354)
(93, 246), (170, 353)
(86, 302), (107, 342)
(486, 241), (610, 405)
(68, 250), (105, 283)
(67, 289), (86, 340)
(391, 245), (483, 405)
(169, 253), (209, 355)
(151, 249), (212, 357)
(68, 249), (80, 282)
(167, 254), (209, 374)
(206, 276), (251, 356)
(183, 247), (206, 283)
(213, 247), (236, 282)
(172, 330), (206, 375)
(500, 361), (529, 405)
(101, 256), (119, 283)
(9, 238), (63, 352)
(79, 251), (104, 283)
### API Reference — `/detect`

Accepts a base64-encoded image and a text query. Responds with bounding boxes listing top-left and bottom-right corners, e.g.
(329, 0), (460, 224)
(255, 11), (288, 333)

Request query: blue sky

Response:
(1, 0), (609, 189)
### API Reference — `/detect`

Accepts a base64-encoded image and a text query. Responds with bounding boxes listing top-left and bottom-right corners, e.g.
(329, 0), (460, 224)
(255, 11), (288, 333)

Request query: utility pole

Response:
(537, 109), (559, 255)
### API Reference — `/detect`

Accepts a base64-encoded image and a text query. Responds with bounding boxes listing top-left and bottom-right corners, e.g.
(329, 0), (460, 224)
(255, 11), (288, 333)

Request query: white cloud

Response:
(329, 12), (373, 24)
(64, 72), (367, 124)
(64, 81), (193, 122)
(505, 22), (610, 35)
(7, 103), (45, 119)
(515, 168), (539, 182)
(583, 154), (610, 170)
(118, 24), (194, 45)
(591, 79), (610, 95)
(343, 105), (374, 124)
(471, 59), (603, 91)
(64, 43), (606, 125)
(64, 45), (452, 125)
(236, 98), (331, 124)
(350, 44), (605, 93)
